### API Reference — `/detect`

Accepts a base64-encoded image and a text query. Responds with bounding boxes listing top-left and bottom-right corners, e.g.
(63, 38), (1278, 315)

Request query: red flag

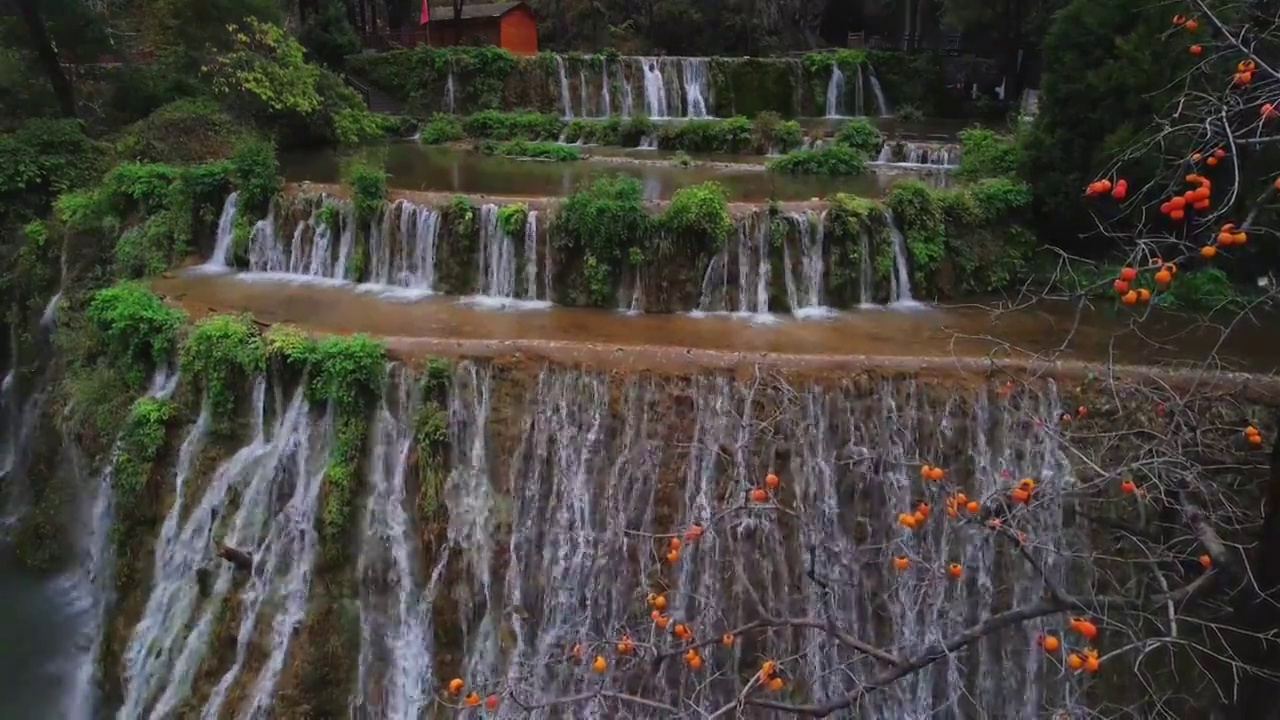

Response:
(419, 0), (430, 24)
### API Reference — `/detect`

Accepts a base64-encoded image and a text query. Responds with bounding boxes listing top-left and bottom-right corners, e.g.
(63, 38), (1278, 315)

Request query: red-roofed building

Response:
(361, 2), (538, 55)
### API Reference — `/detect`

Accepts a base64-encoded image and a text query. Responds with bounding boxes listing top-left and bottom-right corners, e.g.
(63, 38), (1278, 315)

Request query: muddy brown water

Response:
(153, 271), (1280, 377)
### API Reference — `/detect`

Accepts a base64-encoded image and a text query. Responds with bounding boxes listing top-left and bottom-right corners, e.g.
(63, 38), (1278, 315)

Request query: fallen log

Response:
(217, 543), (253, 572)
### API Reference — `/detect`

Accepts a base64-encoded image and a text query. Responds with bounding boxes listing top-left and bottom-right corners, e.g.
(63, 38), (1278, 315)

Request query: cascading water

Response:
(354, 366), (432, 718)
(825, 63), (846, 117)
(781, 210), (831, 317)
(599, 59), (612, 117)
(869, 65), (891, 116)
(474, 204), (517, 302)
(555, 56), (574, 119)
(693, 214), (771, 320)
(617, 63), (633, 118)
(117, 379), (333, 719)
(522, 210), (540, 301)
(884, 209), (919, 306)
(578, 67), (591, 118)
(444, 57), (457, 113)
(640, 58), (668, 119)
(681, 58), (710, 118)
(204, 192), (239, 269)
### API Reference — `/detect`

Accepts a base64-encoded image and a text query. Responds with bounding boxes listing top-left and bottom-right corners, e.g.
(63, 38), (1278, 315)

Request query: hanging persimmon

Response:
(1111, 181), (1127, 200)
(1213, 148), (1226, 159)
(668, 537), (681, 551)
(1190, 44), (1202, 55)
(1199, 554), (1212, 568)
(1120, 479), (1136, 494)
(947, 562), (963, 578)
(1154, 269), (1172, 286)
(897, 512), (918, 529)
(893, 555), (910, 571)
(1201, 245), (1217, 259)
(1113, 279), (1130, 294)
(1083, 654), (1101, 673)
(1119, 267), (1137, 281)
(928, 466), (945, 481)
(914, 501), (931, 519)
(1039, 634), (1061, 652)
(1185, 18), (1198, 30)
(1170, 196), (1187, 210)
(1172, 13), (1186, 25)
(765, 472), (780, 490)
(617, 634), (635, 654)
(1011, 487), (1031, 503)
(1069, 616), (1099, 640)
(485, 694), (500, 710)
(721, 632), (735, 646)
(1067, 653), (1084, 670)
(1137, 288), (1151, 303)
(672, 623), (691, 640)
(760, 660), (777, 678)
(447, 678), (465, 694)
(1238, 59), (1257, 72)
(592, 655), (608, 673)
(666, 548), (679, 564)
(465, 692), (481, 707)
(1274, 176), (1280, 191)
(684, 524), (704, 541)
(1263, 103), (1276, 119)
(1122, 290), (1139, 305)
(768, 677), (785, 691)
(655, 614), (669, 629)
(749, 487), (768, 503)
(966, 500), (980, 513)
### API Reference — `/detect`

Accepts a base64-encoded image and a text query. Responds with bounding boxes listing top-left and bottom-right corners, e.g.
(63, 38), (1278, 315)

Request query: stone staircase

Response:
(345, 74), (404, 115)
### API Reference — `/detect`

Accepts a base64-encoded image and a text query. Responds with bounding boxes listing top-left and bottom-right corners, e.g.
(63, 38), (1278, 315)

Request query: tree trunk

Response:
(217, 543), (254, 572)
(14, 0), (76, 118)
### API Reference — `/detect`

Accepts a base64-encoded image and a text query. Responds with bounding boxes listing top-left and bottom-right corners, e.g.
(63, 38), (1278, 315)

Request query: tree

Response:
(13, 0), (77, 117)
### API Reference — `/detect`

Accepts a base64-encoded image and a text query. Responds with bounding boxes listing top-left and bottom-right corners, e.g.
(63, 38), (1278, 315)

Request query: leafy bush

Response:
(0, 119), (106, 223)
(662, 182), (732, 255)
(307, 334), (386, 413)
(554, 175), (651, 306)
(956, 127), (1020, 179)
(834, 118), (883, 156)
(657, 116), (752, 154)
(112, 98), (248, 163)
(343, 159), (387, 223)
(419, 114), (464, 145)
(498, 203), (528, 237)
(767, 145), (867, 176)
(487, 140), (580, 162)
(86, 282), (186, 379)
(229, 137), (282, 211)
(180, 314), (267, 422)
(114, 397), (176, 511)
(462, 110), (563, 141)
(750, 112), (803, 154)
(207, 17), (322, 115)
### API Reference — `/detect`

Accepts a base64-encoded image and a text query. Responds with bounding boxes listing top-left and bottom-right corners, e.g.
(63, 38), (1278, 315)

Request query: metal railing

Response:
(344, 74), (372, 109)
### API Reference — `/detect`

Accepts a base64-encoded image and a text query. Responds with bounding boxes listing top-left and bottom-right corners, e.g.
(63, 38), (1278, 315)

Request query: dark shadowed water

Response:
(0, 558), (84, 719)
(281, 144), (947, 201)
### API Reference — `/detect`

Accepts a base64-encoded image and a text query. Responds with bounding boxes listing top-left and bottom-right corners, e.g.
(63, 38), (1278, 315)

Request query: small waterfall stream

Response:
(555, 56), (574, 119)
(884, 209), (918, 306)
(825, 63), (846, 117)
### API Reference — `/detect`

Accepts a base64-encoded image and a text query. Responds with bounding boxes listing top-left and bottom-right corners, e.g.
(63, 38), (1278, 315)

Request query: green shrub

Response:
(229, 137), (282, 212)
(462, 110), (563, 141)
(489, 140), (580, 162)
(498, 203), (529, 237)
(750, 112), (803, 154)
(419, 114), (464, 144)
(114, 397), (176, 512)
(112, 98), (248, 163)
(554, 175), (650, 306)
(86, 282), (185, 380)
(661, 182), (732, 255)
(834, 118), (883, 157)
(956, 127), (1020, 179)
(180, 314), (268, 422)
(343, 160), (388, 224)
(767, 146), (867, 176)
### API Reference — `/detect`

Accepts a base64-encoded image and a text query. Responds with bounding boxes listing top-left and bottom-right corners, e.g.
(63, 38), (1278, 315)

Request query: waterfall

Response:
(859, 228), (874, 306)
(117, 380), (329, 718)
(354, 366), (432, 718)
(246, 201), (281, 272)
(474, 204), (516, 301)
(204, 192), (239, 269)
(65, 367), (184, 720)
(413, 365), (1077, 716)
(825, 63), (846, 117)
(694, 214), (771, 319)
(617, 62), (633, 118)
(782, 210), (830, 317)
(681, 57), (710, 118)
(884, 209), (919, 306)
(522, 210), (540, 301)
(854, 64), (866, 116)
(555, 56), (574, 119)
(445, 57), (457, 113)
(640, 58), (668, 119)
(403, 201), (441, 290)
(868, 65), (891, 116)
(599, 60), (612, 117)
(578, 67), (590, 118)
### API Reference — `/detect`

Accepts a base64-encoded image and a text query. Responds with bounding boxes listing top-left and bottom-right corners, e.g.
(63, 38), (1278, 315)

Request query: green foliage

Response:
(485, 140), (581, 162)
(322, 413), (367, 551)
(207, 17), (322, 115)
(498, 203), (529, 237)
(264, 323), (318, 369)
(802, 50), (866, 76)
(1023, 0), (1174, 243)
(350, 46), (517, 113)
(448, 195), (476, 238)
(887, 178), (1036, 297)
(86, 282), (185, 382)
(298, 0), (359, 68)
(112, 98), (249, 163)
(562, 117), (653, 147)
(895, 105), (925, 123)
(834, 118), (883, 157)
(333, 107), (395, 145)
(307, 334), (387, 414)
(114, 397), (176, 514)
(750, 112), (803, 154)
(462, 110), (564, 141)
(1161, 267), (1243, 311)
(657, 117), (752, 154)
(229, 136), (282, 212)
(554, 175), (650, 306)
(343, 160), (387, 224)
(768, 146), (867, 176)
(0, 119), (106, 223)
(419, 114), (465, 145)
(317, 201), (342, 232)
(662, 182), (732, 254)
(415, 359), (451, 530)
(180, 314), (267, 422)
(956, 127), (1019, 179)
